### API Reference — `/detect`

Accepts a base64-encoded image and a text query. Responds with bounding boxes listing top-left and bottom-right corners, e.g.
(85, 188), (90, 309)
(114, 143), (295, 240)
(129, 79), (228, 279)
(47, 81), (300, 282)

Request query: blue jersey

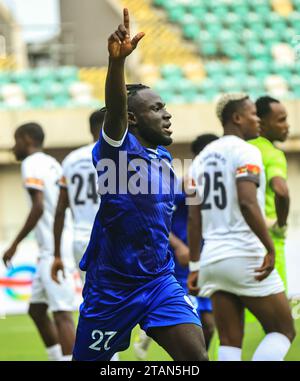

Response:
(80, 129), (176, 289)
(171, 190), (189, 286)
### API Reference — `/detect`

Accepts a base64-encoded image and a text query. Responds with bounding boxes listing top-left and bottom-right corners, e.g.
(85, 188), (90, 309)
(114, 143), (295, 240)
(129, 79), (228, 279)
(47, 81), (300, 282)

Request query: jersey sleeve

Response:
(92, 127), (135, 168)
(189, 155), (204, 200)
(21, 157), (45, 191)
(265, 151), (287, 184)
(235, 144), (263, 186)
(59, 158), (69, 189)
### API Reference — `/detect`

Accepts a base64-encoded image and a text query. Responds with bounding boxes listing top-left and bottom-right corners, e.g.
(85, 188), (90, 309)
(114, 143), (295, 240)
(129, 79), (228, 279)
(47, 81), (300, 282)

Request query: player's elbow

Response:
(274, 186), (289, 200)
(34, 203), (44, 218)
(271, 178), (289, 200)
(238, 198), (257, 214)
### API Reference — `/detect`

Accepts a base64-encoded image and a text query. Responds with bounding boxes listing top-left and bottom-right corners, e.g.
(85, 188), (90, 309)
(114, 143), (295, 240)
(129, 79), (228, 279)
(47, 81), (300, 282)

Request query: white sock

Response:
(252, 332), (291, 361)
(61, 355), (72, 361)
(218, 346), (242, 361)
(110, 352), (119, 361)
(46, 344), (63, 361)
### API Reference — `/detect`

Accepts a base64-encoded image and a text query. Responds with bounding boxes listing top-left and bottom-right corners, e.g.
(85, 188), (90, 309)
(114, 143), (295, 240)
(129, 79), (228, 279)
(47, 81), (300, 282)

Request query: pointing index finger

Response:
(123, 8), (130, 35)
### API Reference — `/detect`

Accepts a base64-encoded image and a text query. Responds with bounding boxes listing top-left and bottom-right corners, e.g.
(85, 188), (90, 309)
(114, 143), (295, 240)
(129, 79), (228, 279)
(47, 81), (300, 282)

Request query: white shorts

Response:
(198, 256), (285, 298)
(30, 257), (77, 312)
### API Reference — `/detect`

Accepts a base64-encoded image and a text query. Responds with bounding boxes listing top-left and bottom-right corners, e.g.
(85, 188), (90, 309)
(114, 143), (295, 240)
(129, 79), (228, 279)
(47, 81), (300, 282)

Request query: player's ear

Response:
(232, 111), (241, 125)
(128, 111), (137, 127)
(258, 118), (267, 133)
(23, 133), (33, 147)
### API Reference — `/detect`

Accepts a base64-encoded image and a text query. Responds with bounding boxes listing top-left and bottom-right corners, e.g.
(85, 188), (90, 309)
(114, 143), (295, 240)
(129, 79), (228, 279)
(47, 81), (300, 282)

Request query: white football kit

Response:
(191, 136), (284, 297)
(59, 144), (100, 279)
(21, 152), (76, 311)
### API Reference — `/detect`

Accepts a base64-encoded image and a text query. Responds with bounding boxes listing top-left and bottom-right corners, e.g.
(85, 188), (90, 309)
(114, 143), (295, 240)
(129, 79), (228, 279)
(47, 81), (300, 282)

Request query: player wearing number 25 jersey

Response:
(191, 135), (267, 267)
(188, 94), (294, 362)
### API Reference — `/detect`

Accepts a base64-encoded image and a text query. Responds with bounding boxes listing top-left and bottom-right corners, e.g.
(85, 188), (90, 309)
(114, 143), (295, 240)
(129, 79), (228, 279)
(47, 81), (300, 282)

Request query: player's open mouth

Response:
(163, 123), (173, 135)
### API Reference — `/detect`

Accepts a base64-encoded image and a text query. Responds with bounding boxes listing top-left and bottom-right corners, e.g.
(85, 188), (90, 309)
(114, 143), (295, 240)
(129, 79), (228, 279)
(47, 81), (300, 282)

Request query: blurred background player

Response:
(134, 133), (218, 360)
(72, 8), (208, 361)
(51, 109), (105, 284)
(250, 96), (290, 290)
(188, 94), (295, 361)
(2, 123), (77, 361)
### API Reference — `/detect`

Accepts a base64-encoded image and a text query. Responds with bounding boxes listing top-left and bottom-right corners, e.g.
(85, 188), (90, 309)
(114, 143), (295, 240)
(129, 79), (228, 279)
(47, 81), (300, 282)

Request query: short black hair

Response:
(89, 109), (106, 136)
(15, 122), (45, 146)
(126, 83), (150, 113)
(221, 97), (249, 126)
(255, 96), (280, 119)
(191, 134), (219, 156)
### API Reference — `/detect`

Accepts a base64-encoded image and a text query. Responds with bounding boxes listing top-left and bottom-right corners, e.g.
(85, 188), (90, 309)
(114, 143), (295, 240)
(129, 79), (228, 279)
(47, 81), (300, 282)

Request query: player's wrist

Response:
(189, 260), (200, 272)
(271, 221), (287, 238)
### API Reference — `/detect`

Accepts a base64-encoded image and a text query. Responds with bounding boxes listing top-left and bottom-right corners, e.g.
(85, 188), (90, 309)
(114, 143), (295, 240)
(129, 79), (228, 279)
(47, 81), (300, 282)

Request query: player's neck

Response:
(133, 132), (158, 150)
(27, 147), (43, 156)
(260, 132), (274, 144)
(223, 126), (244, 140)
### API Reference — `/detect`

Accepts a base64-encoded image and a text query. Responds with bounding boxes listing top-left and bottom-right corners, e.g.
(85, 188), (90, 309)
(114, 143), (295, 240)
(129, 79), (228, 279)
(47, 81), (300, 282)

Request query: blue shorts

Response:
(177, 278), (213, 315)
(73, 274), (201, 361)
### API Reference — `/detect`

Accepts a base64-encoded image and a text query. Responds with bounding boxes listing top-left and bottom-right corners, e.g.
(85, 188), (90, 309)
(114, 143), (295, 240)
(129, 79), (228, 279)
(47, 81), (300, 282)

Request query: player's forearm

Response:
(53, 194), (68, 258)
(104, 58), (128, 139)
(239, 200), (274, 253)
(12, 206), (43, 247)
(188, 205), (202, 261)
(169, 232), (185, 250)
(275, 193), (290, 227)
(53, 211), (65, 259)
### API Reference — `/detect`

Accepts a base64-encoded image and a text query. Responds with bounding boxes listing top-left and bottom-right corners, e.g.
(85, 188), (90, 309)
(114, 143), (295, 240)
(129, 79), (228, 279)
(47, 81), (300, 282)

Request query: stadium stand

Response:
(0, 66), (100, 109)
(1, 0), (300, 107)
(150, 0), (300, 102)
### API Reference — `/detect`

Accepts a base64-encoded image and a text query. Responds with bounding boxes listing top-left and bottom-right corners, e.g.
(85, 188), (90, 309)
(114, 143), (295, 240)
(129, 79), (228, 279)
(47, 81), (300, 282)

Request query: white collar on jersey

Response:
(145, 148), (159, 155)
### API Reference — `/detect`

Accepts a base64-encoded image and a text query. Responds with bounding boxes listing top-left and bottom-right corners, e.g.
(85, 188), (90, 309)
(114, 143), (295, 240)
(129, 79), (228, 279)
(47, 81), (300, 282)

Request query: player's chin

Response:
(280, 132), (289, 142)
(15, 152), (25, 161)
(160, 135), (173, 146)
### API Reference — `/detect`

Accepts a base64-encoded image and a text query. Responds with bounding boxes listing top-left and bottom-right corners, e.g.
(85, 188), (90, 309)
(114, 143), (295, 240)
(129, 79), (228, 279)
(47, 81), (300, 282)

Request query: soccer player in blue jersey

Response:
(72, 8), (208, 361)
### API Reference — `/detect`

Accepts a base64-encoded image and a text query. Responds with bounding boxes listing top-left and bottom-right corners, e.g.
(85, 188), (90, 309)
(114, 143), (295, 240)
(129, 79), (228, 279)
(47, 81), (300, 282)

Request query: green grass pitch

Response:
(0, 313), (299, 361)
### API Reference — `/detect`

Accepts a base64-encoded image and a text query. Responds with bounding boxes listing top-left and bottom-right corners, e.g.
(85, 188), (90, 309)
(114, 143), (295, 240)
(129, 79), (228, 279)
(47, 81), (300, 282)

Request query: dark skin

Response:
(260, 102), (290, 228)
(88, 8), (208, 361)
(51, 187), (69, 283)
(3, 132), (75, 356)
(187, 98), (295, 353)
(2, 188), (44, 266)
(169, 232), (189, 267)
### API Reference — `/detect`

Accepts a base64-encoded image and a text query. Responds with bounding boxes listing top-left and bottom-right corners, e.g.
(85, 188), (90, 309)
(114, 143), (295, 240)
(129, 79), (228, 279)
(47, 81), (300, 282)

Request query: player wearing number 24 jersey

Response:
(51, 110), (105, 283)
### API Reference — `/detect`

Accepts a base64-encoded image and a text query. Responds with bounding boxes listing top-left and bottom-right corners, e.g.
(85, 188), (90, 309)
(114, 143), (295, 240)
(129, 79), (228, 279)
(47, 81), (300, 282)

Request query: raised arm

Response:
(104, 8), (144, 141)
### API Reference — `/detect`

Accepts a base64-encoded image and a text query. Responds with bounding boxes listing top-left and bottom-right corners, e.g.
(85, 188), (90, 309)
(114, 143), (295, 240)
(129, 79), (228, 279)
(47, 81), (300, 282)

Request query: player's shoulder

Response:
(22, 152), (59, 169)
(157, 145), (172, 161)
(63, 144), (94, 167)
(230, 136), (261, 155)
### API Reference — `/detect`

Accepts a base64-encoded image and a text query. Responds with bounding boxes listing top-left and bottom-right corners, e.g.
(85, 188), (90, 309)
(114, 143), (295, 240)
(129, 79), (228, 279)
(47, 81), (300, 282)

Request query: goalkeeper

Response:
(250, 96), (290, 290)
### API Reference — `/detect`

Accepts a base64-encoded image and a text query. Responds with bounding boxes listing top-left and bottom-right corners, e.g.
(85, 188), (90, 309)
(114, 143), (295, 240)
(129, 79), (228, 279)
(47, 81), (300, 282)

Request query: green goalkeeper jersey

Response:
(250, 136), (287, 220)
